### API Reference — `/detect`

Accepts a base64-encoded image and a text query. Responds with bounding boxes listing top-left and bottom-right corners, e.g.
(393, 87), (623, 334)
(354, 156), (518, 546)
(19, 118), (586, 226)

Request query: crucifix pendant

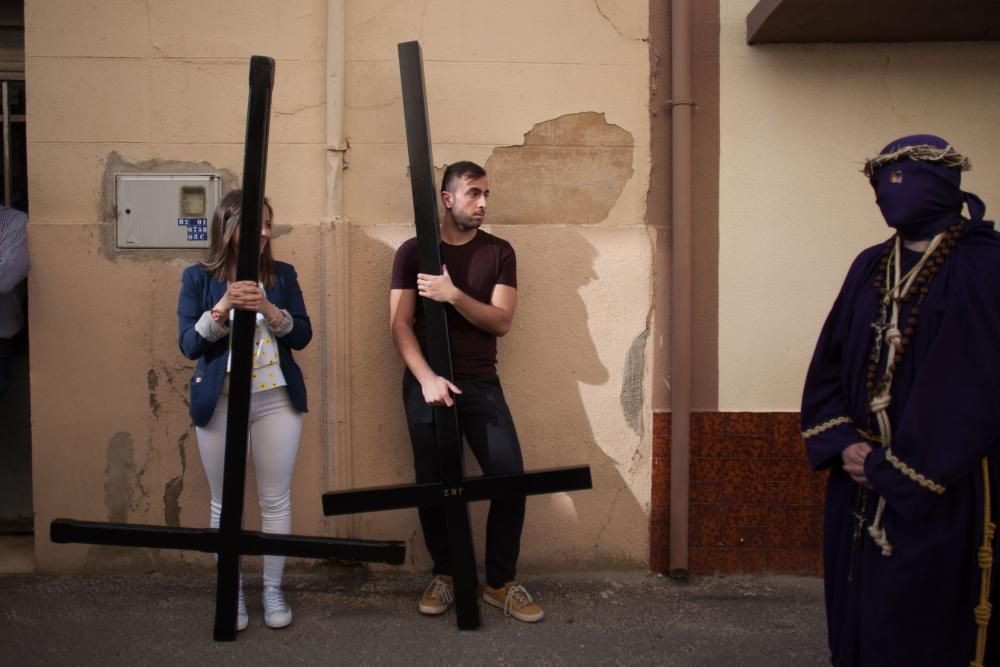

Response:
(871, 304), (890, 364)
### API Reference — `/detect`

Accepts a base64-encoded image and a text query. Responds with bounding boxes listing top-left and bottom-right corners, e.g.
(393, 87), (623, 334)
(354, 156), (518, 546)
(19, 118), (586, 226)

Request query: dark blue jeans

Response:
(403, 371), (525, 588)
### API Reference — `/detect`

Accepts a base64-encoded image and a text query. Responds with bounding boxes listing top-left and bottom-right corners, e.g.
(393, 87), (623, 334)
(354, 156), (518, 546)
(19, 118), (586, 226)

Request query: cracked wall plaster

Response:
(595, 0), (649, 42)
(147, 368), (161, 419)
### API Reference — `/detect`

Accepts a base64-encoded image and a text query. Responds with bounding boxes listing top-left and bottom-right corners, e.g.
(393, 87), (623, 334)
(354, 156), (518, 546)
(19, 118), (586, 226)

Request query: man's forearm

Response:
(450, 290), (511, 336)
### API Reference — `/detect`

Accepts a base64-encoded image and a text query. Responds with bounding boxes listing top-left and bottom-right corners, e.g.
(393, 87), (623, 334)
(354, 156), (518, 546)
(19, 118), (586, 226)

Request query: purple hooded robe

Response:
(801, 135), (1000, 666)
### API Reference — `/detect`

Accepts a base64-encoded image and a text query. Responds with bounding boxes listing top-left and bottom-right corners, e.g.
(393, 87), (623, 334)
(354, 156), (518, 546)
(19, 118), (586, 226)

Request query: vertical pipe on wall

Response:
(668, 0), (692, 577)
(325, 0), (357, 537)
(326, 0), (347, 219)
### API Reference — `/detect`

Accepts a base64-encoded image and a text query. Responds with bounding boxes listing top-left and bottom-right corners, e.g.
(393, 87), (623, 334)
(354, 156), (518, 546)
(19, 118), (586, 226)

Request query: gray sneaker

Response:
(262, 585), (292, 629)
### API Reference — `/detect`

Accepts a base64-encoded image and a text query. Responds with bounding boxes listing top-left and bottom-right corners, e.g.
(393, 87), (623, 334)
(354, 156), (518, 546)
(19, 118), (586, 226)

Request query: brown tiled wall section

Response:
(651, 412), (826, 576)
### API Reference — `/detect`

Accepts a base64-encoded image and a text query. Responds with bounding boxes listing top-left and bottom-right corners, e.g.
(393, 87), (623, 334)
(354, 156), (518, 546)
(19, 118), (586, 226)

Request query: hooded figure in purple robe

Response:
(802, 134), (1000, 667)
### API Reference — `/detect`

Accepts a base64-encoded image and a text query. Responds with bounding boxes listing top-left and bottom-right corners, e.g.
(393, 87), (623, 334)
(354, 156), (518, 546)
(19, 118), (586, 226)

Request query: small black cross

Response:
(50, 56), (405, 642)
(321, 42), (593, 630)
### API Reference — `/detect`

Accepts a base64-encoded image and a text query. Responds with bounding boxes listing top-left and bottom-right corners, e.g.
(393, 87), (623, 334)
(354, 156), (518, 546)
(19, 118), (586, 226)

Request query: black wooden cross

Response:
(50, 56), (405, 642)
(321, 41), (593, 630)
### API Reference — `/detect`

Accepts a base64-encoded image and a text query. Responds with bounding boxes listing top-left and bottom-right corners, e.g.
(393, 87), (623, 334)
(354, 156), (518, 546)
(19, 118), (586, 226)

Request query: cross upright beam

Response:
(398, 39), (480, 629)
(321, 41), (593, 630)
(50, 55), (405, 642)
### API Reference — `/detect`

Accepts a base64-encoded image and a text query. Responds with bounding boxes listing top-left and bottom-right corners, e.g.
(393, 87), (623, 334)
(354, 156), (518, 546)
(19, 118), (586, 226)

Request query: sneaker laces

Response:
(503, 583), (533, 616)
(426, 577), (454, 605)
(263, 586), (288, 613)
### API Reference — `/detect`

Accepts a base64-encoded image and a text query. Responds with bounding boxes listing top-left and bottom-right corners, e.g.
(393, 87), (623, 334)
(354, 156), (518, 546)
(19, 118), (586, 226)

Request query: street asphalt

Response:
(0, 566), (829, 666)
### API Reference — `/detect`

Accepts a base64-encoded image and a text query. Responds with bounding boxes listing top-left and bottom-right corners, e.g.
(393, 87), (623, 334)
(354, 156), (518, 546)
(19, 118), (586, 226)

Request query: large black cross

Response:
(321, 41), (593, 630)
(50, 56), (405, 642)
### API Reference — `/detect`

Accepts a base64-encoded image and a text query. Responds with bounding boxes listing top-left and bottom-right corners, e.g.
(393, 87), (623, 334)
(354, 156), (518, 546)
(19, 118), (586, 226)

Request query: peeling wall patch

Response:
(104, 432), (137, 523)
(163, 433), (188, 527)
(485, 112), (634, 225)
(620, 330), (647, 436)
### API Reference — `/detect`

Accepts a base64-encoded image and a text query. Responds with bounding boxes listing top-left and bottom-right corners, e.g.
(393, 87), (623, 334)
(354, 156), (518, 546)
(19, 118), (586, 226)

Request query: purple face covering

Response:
(869, 134), (986, 240)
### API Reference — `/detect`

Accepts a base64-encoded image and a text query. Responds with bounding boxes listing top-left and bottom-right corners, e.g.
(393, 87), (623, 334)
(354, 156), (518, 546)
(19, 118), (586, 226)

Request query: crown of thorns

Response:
(862, 143), (971, 178)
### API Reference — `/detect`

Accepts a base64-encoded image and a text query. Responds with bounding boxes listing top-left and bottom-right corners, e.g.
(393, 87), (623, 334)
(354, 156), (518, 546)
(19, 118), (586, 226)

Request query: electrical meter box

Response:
(115, 173), (223, 249)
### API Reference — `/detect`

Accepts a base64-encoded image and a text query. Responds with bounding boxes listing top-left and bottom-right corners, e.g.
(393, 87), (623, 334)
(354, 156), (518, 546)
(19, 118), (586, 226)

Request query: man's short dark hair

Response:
(441, 161), (486, 193)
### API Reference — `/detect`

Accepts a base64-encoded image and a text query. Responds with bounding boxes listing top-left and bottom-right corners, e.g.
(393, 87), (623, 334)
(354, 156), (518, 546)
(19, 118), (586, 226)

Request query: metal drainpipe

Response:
(668, 0), (693, 578)
(326, 0), (347, 218)
(325, 0), (357, 537)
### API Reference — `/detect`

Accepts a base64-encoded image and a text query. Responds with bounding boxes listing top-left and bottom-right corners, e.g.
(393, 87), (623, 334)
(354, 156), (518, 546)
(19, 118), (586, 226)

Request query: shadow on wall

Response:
(350, 227), (646, 568)
(501, 228), (646, 566)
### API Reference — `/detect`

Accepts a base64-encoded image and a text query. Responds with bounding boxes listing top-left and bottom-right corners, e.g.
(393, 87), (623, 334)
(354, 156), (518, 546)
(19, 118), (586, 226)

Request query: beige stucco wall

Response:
(27, 0), (331, 571)
(718, 0), (1000, 411)
(27, 0), (653, 572)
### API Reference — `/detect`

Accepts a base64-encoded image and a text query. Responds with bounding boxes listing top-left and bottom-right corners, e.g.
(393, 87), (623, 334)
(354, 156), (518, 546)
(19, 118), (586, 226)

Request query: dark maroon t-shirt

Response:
(390, 230), (517, 378)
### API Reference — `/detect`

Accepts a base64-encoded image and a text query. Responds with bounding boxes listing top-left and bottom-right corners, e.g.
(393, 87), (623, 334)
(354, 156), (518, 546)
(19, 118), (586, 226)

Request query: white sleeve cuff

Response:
(272, 309), (294, 337)
(194, 311), (230, 341)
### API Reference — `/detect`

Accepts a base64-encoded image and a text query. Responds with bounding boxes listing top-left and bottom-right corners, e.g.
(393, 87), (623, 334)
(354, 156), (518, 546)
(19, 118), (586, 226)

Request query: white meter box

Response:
(116, 173), (223, 248)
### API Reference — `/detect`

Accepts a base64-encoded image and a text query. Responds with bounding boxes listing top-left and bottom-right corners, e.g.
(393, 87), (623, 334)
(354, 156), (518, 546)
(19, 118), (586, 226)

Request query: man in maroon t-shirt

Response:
(389, 161), (544, 623)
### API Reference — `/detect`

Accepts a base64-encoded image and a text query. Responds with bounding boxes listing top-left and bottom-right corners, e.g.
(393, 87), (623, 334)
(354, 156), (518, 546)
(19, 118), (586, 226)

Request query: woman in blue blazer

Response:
(177, 190), (311, 631)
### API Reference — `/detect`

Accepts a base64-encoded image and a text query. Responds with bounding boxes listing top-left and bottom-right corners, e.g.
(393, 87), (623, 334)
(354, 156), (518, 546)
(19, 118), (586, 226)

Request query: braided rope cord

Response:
(971, 459), (995, 667)
(801, 416), (852, 440)
(868, 232), (949, 556)
(855, 427), (885, 444)
(883, 450), (945, 495)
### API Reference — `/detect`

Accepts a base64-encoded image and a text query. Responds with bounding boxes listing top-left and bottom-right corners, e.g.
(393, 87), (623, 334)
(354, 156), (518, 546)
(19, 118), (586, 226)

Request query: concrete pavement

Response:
(0, 566), (829, 666)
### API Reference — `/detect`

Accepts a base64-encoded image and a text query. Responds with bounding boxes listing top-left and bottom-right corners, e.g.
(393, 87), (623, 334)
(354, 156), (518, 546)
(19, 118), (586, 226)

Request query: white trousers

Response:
(196, 387), (302, 588)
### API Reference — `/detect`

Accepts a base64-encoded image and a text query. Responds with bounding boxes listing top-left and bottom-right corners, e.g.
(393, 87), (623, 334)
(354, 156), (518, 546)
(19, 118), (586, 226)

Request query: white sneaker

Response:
(237, 582), (249, 631)
(262, 585), (292, 629)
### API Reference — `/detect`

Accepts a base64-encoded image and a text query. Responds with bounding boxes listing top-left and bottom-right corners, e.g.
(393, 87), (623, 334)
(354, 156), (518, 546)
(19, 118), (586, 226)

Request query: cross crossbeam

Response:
(322, 467), (593, 515)
(321, 41), (593, 630)
(51, 520), (404, 563)
(50, 55), (405, 642)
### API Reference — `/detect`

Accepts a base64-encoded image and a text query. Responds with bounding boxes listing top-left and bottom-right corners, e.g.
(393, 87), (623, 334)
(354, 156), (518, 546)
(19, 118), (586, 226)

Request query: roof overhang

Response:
(747, 0), (1000, 45)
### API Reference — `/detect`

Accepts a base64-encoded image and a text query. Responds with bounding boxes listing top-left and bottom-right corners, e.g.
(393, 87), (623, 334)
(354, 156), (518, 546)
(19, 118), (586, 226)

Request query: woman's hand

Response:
(228, 280), (284, 326)
(228, 281), (268, 313)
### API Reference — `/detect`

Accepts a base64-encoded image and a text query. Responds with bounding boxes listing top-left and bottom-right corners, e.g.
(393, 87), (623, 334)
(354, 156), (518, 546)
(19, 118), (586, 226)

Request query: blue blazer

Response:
(177, 261), (312, 427)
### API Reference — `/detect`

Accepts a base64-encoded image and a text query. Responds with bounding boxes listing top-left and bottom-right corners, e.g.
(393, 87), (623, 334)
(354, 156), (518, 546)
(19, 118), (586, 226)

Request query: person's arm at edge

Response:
(0, 215), (28, 294)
